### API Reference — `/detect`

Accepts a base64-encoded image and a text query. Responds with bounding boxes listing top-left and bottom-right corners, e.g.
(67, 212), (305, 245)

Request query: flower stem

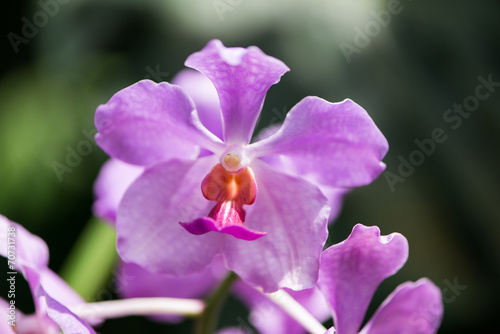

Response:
(264, 289), (329, 334)
(193, 271), (239, 334)
(74, 297), (205, 323)
(59, 217), (118, 300)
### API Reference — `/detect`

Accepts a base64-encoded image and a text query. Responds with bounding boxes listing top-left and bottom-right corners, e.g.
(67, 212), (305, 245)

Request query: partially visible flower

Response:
(95, 39), (388, 292)
(318, 224), (443, 334)
(0, 215), (96, 334)
(237, 224), (443, 334)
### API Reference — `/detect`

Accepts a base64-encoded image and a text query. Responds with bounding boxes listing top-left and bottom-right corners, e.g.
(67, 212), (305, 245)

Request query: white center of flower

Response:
(220, 145), (249, 172)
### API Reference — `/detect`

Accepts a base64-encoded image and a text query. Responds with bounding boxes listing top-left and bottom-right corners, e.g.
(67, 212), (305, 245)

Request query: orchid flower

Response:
(318, 224), (443, 334)
(0, 215), (96, 334)
(238, 224), (443, 334)
(94, 39), (388, 292)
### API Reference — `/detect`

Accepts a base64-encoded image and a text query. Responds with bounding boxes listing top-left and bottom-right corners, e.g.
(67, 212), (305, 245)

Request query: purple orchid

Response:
(94, 39), (388, 292)
(318, 224), (443, 334)
(239, 224), (443, 334)
(0, 215), (96, 334)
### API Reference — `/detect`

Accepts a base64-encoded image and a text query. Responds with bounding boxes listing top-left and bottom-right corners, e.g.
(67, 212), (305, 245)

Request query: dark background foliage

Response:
(1, 0), (499, 333)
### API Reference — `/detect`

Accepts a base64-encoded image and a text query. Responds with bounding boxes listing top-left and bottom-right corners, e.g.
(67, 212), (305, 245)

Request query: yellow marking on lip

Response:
(224, 154), (241, 170)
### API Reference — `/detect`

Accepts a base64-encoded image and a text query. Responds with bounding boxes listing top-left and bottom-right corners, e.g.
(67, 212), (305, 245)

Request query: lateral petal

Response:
(249, 97), (388, 187)
(95, 80), (224, 166)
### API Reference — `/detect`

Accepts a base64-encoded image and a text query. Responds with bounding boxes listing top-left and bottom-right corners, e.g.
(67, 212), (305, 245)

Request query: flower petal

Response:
(15, 314), (46, 334)
(224, 160), (330, 292)
(255, 154), (349, 222)
(249, 97), (388, 187)
(95, 80), (224, 166)
(317, 185), (349, 222)
(318, 224), (409, 334)
(360, 279), (443, 334)
(172, 69), (223, 140)
(235, 282), (331, 334)
(116, 156), (225, 275)
(0, 215), (49, 271)
(39, 269), (93, 324)
(185, 39), (290, 145)
(93, 159), (144, 225)
(37, 286), (96, 334)
(255, 126), (349, 222)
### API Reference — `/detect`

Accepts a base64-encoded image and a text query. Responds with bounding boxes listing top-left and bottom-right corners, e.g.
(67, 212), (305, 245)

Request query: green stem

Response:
(193, 271), (239, 334)
(59, 217), (118, 300)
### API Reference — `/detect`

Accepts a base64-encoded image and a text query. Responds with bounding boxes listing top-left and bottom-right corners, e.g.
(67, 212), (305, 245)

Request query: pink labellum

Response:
(180, 217), (266, 241)
(180, 164), (266, 240)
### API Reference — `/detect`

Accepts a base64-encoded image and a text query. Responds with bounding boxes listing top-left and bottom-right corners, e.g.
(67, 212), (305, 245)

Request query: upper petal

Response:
(185, 39), (290, 145)
(116, 156), (225, 276)
(93, 159), (144, 225)
(318, 224), (409, 334)
(360, 279), (443, 334)
(172, 69), (223, 140)
(224, 160), (330, 292)
(248, 97), (388, 188)
(95, 80), (224, 166)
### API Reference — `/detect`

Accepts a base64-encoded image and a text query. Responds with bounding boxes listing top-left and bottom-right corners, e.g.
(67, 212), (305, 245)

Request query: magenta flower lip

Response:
(94, 39), (388, 292)
(180, 217), (267, 241)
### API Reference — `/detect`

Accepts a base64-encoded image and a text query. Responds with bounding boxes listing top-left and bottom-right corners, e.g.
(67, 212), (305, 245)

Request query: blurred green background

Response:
(2, 0), (499, 333)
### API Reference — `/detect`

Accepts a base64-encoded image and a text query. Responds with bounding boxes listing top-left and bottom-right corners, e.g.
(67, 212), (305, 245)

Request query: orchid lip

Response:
(180, 218), (266, 241)
(180, 163), (263, 240)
